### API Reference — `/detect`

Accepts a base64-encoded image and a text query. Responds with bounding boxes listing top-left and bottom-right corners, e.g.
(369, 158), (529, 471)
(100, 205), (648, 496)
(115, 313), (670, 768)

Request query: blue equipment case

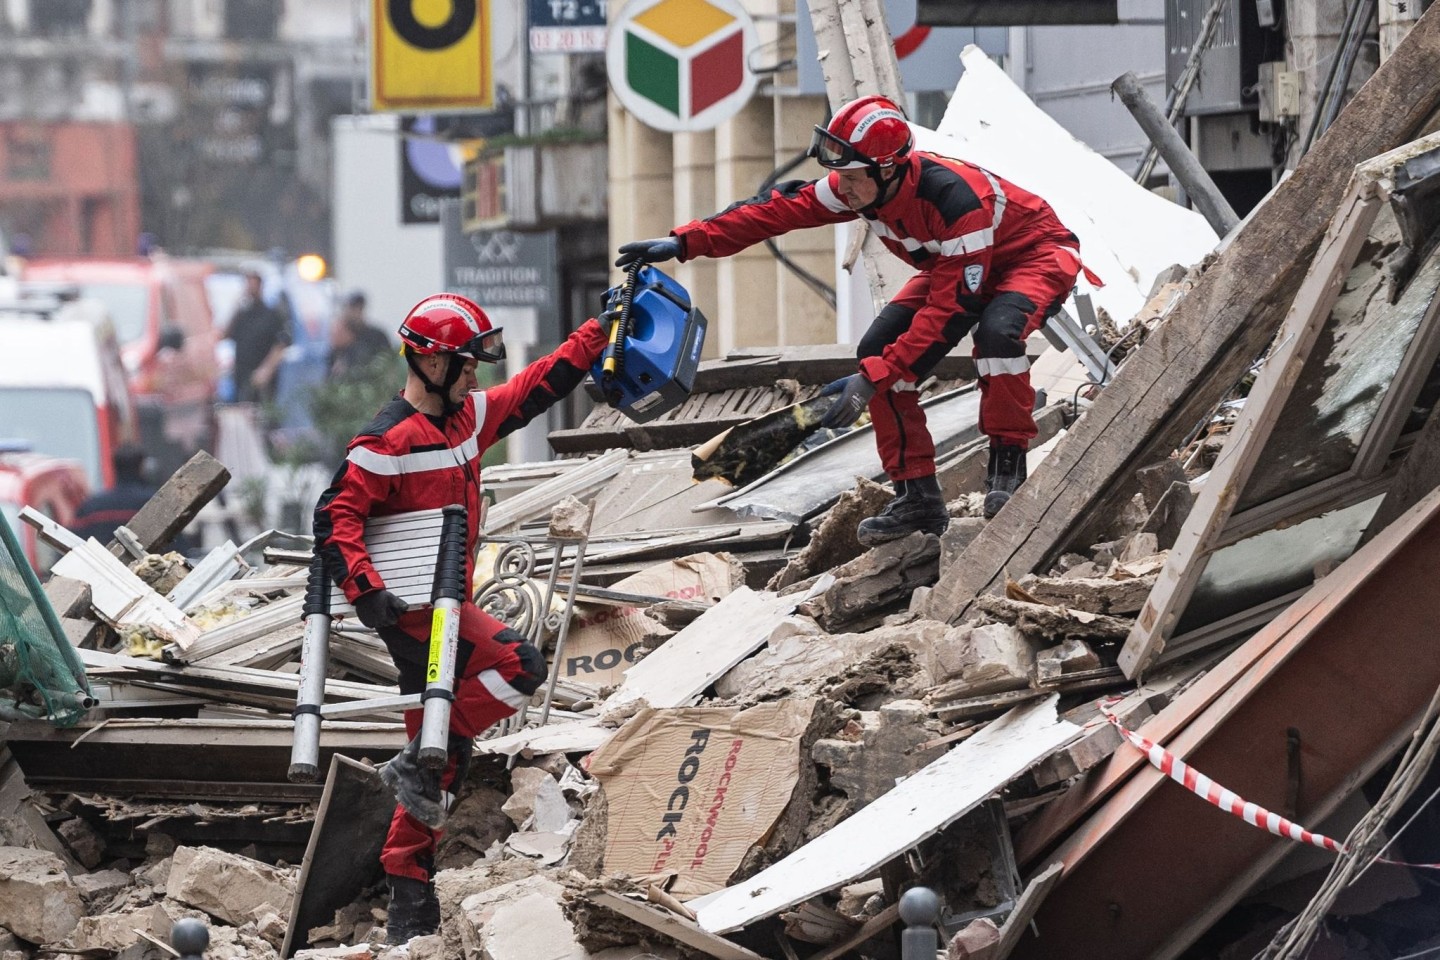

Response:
(591, 266), (708, 423)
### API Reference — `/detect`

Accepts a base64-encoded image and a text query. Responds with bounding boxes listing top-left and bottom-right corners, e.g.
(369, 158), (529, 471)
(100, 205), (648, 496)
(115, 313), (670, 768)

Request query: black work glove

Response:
(615, 236), (681, 267)
(819, 373), (877, 429)
(353, 589), (409, 630)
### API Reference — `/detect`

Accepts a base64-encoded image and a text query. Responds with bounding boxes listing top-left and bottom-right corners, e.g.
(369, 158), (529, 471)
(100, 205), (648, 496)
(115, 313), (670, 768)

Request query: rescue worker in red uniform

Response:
(313, 294), (607, 944)
(618, 95), (1088, 536)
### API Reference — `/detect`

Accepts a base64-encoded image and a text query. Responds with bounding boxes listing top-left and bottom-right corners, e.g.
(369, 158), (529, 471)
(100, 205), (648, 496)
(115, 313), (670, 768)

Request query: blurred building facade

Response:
(0, 0), (360, 257)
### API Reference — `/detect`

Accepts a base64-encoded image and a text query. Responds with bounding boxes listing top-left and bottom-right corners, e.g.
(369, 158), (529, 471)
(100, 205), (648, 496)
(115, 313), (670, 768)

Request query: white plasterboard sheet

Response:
(690, 695), (1080, 933)
(476, 584), (811, 757)
(913, 46), (1218, 330)
(605, 586), (801, 710)
(476, 719), (609, 757)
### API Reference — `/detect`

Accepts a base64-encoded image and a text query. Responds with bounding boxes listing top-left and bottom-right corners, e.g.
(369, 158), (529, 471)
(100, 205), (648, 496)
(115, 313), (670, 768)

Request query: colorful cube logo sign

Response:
(607, 0), (759, 132)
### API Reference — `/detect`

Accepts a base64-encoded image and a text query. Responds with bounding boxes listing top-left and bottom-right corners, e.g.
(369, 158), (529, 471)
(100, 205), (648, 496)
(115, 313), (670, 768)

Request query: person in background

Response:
(223, 271), (291, 404)
(328, 291), (393, 380)
(71, 445), (156, 543)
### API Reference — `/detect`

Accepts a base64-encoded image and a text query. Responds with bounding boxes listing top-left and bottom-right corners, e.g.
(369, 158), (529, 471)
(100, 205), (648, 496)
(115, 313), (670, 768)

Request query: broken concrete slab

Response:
(805, 532), (941, 631)
(1016, 574), (1154, 616)
(67, 902), (178, 954)
(689, 697), (1079, 934)
(167, 845), (294, 927)
(928, 622), (1039, 698)
(948, 917), (1000, 959)
(811, 700), (946, 808)
(74, 867), (132, 904)
(973, 595), (1132, 644)
(459, 875), (589, 960)
(716, 620), (946, 706)
(1034, 639), (1100, 685)
(0, 846), (86, 944)
(503, 767), (561, 829)
(768, 478), (893, 591)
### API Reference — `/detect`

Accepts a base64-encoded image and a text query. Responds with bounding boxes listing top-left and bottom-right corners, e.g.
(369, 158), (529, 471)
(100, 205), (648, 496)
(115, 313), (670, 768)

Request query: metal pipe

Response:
(539, 538), (587, 725)
(418, 505), (468, 768)
(1113, 71), (1241, 236)
(288, 554), (332, 783)
(899, 888), (941, 960)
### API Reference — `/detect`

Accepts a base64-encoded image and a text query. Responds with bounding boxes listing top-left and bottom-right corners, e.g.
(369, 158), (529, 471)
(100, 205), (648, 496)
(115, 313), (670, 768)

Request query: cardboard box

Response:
(588, 699), (816, 898)
(561, 553), (741, 689)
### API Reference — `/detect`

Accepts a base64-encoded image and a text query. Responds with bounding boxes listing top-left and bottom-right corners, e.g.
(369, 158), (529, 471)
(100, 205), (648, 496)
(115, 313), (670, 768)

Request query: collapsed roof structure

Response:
(4, 7), (1440, 960)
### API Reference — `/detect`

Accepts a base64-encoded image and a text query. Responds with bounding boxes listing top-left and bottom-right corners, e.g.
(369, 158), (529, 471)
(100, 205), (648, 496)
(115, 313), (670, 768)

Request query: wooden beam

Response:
(281, 755), (391, 958)
(924, 10), (1440, 625)
(108, 451), (230, 560)
(993, 863), (1063, 960)
(589, 891), (768, 960)
(1118, 181), (1385, 678)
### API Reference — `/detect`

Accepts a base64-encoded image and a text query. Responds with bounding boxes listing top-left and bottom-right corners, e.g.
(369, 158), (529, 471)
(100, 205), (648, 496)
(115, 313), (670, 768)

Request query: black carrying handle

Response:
(303, 553), (331, 617)
(431, 504), (469, 604)
(600, 261), (644, 396)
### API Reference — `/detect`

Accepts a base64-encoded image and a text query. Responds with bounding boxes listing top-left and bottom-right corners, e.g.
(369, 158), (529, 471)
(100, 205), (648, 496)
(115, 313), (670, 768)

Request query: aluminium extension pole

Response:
(419, 504), (468, 768)
(288, 553), (332, 782)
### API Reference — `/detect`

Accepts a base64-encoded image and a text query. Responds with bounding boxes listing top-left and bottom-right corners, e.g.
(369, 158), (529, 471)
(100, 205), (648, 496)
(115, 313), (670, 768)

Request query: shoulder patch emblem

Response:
(965, 264), (984, 292)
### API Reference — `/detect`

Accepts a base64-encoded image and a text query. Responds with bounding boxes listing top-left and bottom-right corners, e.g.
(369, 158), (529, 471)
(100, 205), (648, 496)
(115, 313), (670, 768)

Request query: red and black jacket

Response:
(314, 319), (607, 602)
(672, 152), (1083, 389)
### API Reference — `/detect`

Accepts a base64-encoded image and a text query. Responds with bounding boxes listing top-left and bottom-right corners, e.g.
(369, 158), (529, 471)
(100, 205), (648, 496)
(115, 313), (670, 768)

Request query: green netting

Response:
(0, 511), (91, 726)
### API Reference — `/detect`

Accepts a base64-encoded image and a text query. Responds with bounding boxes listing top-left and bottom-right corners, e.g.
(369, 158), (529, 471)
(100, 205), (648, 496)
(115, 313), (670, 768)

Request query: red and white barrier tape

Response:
(1103, 708), (1440, 870)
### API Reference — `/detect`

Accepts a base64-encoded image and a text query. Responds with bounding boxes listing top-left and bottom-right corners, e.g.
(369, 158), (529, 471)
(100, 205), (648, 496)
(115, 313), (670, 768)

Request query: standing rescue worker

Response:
(618, 96), (1092, 537)
(313, 294), (607, 944)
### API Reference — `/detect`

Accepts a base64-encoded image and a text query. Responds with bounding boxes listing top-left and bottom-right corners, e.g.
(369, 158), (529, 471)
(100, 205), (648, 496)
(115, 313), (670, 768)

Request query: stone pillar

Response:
(713, 95), (778, 352)
(607, 95), (674, 257)
(673, 131), (721, 358)
(773, 93), (836, 346)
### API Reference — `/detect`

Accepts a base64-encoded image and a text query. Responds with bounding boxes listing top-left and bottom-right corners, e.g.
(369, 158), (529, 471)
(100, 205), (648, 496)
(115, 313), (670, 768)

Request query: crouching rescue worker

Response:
(313, 294), (608, 943)
(617, 95), (1096, 534)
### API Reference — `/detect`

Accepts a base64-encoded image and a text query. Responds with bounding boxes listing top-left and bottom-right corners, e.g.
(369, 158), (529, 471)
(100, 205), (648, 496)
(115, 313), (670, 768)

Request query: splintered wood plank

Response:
(109, 451), (229, 559)
(925, 10), (1440, 626)
(994, 863), (1063, 960)
(1119, 183), (1384, 678)
(281, 754), (391, 958)
(589, 892), (768, 960)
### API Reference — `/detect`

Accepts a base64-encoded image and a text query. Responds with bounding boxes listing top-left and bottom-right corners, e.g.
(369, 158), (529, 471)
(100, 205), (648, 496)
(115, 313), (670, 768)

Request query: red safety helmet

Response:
(397, 293), (505, 363)
(808, 95), (913, 172)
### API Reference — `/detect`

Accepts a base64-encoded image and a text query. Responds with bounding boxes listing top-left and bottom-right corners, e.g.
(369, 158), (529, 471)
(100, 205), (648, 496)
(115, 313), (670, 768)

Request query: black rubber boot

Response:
(417, 855), (441, 934)
(377, 737), (446, 830)
(856, 474), (950, 547)
(983, 444), (1028, 519)
(385, 874), (439, 944)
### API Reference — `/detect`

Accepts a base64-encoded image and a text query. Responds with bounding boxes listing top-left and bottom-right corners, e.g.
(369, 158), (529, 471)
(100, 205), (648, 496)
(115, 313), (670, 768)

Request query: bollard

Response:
(418, 505), (468, 768)
(171, 917), (210, 960)
(288, 553), (332, 783)
(899, 887), (941, 960)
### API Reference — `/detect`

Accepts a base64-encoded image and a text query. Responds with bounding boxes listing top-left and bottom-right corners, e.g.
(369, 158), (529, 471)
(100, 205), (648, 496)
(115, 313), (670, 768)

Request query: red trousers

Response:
(375, 602), (535, 881)
(860, 244), (1081, 480)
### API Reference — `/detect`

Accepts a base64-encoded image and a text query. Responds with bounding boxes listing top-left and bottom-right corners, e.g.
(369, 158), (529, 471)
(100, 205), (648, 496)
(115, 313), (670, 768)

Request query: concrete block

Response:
(459, 875), (589, 960)
(57, 816), (105, 869)
(67, 903), (175, 953)
(930, 622), (1038, 695)
(812, 700), (945, 807)
(166, 845), (294, 927)
(502, 768), (560, 829)
(74, 867), (132, 904)
(0, 846), (85, 944)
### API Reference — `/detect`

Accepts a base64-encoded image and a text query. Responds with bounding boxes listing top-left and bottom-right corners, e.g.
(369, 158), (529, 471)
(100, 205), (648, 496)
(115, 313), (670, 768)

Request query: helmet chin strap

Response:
(405, 350), (468, 417)
(856, 161), (906, 216)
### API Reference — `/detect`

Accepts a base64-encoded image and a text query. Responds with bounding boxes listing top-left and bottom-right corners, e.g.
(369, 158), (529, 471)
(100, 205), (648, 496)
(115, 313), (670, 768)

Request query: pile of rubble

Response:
(7, 13), (1440, 960)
